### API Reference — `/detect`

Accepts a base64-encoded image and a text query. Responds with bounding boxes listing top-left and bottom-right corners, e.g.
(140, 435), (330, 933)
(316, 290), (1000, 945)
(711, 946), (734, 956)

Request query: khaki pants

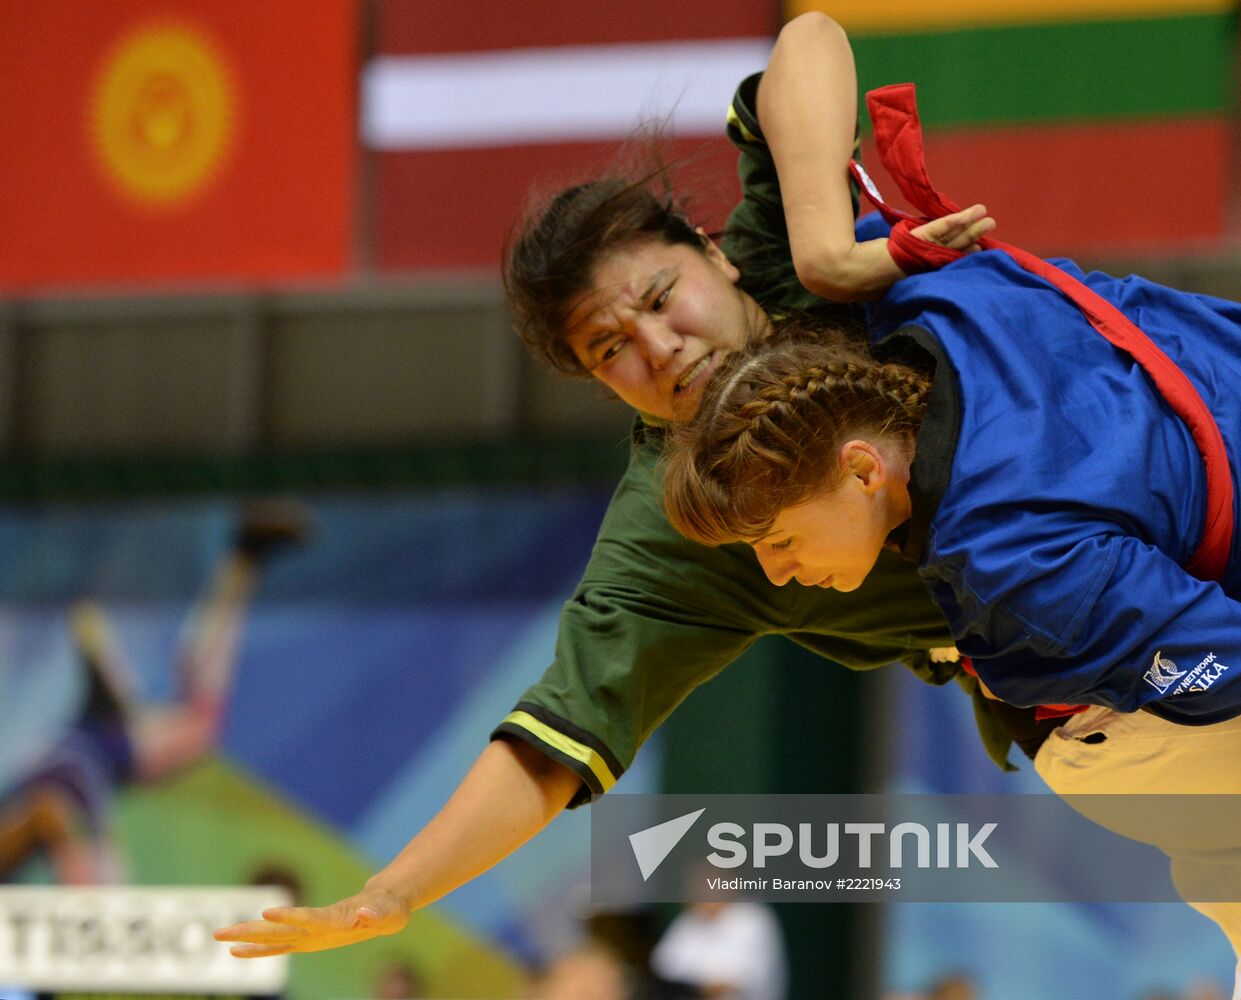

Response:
(1036, 706), (1241, 999)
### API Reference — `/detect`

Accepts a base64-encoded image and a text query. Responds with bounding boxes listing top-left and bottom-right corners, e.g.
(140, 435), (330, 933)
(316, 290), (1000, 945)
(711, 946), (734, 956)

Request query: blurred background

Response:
(0, 0), (1239, 998)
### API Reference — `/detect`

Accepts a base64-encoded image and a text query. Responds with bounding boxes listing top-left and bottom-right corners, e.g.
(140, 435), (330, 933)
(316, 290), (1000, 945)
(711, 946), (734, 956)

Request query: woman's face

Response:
(750, 441), (912, 592)
(563, 237), (768, 422)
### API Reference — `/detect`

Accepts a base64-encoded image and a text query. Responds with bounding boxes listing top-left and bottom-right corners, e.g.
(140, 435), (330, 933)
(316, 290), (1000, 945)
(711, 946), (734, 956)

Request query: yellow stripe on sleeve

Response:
(726, 104), (760, 144)
(502, 711), (619, 793)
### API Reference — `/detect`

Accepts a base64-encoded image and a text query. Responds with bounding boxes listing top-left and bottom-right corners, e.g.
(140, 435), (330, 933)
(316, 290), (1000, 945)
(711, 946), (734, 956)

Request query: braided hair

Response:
(664, 316), (932, 546)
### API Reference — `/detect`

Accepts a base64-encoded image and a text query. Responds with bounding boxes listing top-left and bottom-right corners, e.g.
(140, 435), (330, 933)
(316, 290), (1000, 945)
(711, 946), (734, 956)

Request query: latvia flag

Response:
(364, 1), (777, 274)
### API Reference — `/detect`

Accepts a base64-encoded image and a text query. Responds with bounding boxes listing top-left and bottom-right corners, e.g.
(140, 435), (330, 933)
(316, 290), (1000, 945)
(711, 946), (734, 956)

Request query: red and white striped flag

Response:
(364, 0), (775, 273)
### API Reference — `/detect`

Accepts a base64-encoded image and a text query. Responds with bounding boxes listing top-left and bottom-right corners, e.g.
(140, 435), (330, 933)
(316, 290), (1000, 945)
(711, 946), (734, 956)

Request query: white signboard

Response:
(0, 885), (290, 993)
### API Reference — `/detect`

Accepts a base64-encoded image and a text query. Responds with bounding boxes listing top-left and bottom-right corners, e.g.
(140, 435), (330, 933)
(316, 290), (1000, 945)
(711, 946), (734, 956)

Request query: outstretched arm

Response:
(214, 738), (579, 957)
(758, 12), (993, 301)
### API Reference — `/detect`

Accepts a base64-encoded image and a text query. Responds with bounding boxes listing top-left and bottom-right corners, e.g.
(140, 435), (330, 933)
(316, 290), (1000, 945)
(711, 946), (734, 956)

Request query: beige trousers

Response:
(1035, 706), (1241, 999)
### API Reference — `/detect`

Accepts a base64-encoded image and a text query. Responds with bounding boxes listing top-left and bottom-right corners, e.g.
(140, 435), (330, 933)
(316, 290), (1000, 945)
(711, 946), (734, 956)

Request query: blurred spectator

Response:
(0, 500), (312, 884)
(649, 900), (787, 1000)
(1136, 982), (1229, 1000)
(1181, 980), (1227, 1000)
(928, 972), (979, 1000)
(373, 956), (426, 999)
(248, 861), (305, 905)
(588, 905), (666, 977)
(527, 943), (632, 1000)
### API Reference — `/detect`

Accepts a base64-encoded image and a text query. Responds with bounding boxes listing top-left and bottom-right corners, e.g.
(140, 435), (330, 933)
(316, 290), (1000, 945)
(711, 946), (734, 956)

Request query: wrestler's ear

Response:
(840, 440), (886, 493)
(697, 227), (741, 285)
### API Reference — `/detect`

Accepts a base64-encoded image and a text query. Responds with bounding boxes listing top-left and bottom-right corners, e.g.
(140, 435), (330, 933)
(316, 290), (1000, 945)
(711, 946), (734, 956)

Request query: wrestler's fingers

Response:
(213, 920), (303, 944)
(914, 205), (993, 250)
(913, 204), (980, 241)
(227, 942), (295, 959)
(258, 905), (332, 927)
(955, 214), (996, 250)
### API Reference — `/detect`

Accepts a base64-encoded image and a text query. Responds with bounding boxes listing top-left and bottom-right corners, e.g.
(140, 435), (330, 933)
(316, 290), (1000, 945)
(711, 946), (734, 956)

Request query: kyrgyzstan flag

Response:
(0, 1), (356, 294)
(365, 0), (776, 273)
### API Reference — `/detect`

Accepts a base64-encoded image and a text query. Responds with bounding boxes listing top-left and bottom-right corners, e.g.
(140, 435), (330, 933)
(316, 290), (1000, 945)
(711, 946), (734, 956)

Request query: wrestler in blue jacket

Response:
(667, 236), (1241, 726)
(870, 248), (1241, 723)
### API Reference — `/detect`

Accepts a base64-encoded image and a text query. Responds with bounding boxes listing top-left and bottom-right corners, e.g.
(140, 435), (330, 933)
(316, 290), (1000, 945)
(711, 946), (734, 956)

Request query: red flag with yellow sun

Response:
(0, 1), (356, 293)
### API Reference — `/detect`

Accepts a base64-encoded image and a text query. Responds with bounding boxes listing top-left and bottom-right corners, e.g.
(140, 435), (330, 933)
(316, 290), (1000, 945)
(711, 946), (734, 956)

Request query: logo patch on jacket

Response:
(1143, 650), (1185, 693)
(1144, 650), (1230, 695)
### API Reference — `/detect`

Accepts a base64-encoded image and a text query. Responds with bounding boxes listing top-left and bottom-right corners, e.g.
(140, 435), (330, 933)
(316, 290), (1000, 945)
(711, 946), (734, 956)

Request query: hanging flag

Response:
(365, 0), (775, 272)
(0, 1), (356, 293)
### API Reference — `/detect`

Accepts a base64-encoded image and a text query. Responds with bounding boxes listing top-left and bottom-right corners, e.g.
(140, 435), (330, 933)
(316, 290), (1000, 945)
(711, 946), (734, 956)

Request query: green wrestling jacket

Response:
(493, 74), (1010, 805)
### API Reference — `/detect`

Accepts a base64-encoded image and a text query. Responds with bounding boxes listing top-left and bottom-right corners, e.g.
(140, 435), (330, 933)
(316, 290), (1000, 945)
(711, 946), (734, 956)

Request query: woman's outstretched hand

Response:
(214, 742), (579, 959)
(910, 203), (995, 254)
(214, 885), (409, 957)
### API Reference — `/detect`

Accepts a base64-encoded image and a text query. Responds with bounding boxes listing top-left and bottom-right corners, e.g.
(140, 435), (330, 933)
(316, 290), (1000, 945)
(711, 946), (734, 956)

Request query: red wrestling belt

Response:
(850, 82), (1234, 586)
(958, 657), (1085, 721)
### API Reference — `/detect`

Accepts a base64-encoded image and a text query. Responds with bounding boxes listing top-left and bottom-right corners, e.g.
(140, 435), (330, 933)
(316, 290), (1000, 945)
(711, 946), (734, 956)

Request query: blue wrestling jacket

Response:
(863, 245), (1241, 724)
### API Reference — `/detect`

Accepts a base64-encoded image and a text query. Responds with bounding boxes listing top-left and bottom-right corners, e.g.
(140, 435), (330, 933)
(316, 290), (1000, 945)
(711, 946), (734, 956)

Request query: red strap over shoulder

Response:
(867, 84), (961, 221)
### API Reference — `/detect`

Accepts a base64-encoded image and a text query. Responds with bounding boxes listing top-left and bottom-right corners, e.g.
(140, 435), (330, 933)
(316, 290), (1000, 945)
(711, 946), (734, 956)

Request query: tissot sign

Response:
(0, 885), (289, 993)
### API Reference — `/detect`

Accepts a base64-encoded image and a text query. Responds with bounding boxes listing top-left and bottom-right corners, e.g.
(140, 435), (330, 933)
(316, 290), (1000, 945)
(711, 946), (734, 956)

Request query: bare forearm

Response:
(215, 738), (581, 957)
(758, 12), (901, 300)
(364, 738), (579, 911)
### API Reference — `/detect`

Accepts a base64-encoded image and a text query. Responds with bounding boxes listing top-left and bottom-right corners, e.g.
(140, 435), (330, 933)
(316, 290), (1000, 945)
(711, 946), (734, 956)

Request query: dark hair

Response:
(664, 316), (931, 545)
(503, 146), (709, 376)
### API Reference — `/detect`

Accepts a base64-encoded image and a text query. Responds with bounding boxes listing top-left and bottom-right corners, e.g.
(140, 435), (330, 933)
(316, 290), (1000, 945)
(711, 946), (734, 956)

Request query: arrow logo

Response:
(628, 808), (706, 881)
